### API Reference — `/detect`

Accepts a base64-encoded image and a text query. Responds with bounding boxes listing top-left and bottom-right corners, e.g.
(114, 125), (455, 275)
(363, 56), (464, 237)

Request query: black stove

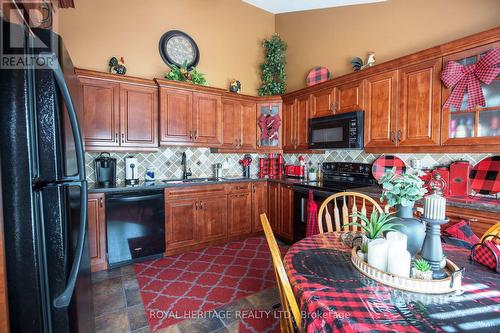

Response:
(293, 162), (376, 242)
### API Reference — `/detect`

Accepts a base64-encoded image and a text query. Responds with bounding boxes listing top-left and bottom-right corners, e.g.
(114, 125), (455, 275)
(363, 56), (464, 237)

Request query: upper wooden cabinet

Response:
(256, 102), (283, 151)
(398, 59), (442, 147)
(159, 85), (222, 147)
(441, 42), (500, 150)
(77, 69), (158, 151)
(311, 88), (334, 118)
(334, 80), (364, 114)
(364, 70), (398, 149)
(220, 98), (257, 151)
(283, 95), (310, 152)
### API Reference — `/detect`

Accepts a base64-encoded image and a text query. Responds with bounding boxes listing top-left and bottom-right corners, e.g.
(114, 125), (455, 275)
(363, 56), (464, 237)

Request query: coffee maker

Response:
(94, 152), (116, 187)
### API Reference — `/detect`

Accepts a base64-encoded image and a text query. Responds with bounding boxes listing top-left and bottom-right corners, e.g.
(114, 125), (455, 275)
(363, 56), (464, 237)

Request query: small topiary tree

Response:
(258, 34), (287, 96)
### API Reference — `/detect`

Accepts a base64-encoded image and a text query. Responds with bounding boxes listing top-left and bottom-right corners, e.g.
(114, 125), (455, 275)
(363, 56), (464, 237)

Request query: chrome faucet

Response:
(181, 152), (192, 180)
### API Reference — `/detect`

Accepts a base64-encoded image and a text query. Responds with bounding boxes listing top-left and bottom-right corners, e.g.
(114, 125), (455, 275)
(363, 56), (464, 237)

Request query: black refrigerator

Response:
(0, 18), (94, 333)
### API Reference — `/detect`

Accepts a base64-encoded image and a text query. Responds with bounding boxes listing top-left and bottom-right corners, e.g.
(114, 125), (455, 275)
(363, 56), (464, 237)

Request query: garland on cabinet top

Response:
(165, 61), (207, 86)
(258, 33), (287, 96)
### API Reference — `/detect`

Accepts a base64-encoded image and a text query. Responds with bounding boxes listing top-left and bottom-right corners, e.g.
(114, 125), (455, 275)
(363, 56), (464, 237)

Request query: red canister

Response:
(449, 160), (471, 197)
(432, 166), (450, 197)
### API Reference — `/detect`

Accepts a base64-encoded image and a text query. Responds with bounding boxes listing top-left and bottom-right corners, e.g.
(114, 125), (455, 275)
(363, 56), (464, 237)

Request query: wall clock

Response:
(159, 30), (200, 69)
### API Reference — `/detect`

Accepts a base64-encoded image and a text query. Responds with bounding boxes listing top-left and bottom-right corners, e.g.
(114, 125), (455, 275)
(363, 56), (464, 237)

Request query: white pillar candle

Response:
(387, 250), (411, 278)
(386, 231), (407, 252)
(424, 193), (446, 220)
(368, 238), (389, 271)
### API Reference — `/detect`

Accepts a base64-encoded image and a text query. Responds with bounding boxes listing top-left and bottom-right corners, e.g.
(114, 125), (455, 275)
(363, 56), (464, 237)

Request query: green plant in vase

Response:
(412, 258), (432, 280)
(379, 167), (428, 257)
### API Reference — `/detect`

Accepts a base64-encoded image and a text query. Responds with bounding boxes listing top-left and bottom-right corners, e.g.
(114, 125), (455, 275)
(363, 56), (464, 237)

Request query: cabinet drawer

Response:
(165, 185), (226, 199)
(443, 206), (499, 238)
(227, 182), (252, 193)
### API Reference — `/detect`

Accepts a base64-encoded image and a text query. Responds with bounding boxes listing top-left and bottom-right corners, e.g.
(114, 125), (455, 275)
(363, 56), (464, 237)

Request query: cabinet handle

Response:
(195, 201), (199, 210)
(397, 130), (402, 142)
(467, 218), (478, 223)
(238, 138), (242, 147)
(114, 133), (118, 143)
(189, 130), (193, 140)
(200, 201), (204, 210)
(390, 131), (396, 144)
(121, 133), (125, 143)
(194, 130), (198, 140)
(99, 197), (103, 208)
(253, 185), (256, 193)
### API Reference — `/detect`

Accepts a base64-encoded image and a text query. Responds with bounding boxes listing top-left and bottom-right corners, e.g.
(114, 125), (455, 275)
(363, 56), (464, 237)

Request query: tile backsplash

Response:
(85, 148), (491, 184)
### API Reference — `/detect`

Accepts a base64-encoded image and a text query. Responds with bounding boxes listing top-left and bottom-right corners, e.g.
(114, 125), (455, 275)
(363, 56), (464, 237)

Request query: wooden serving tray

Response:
(351, 247), (463, 294)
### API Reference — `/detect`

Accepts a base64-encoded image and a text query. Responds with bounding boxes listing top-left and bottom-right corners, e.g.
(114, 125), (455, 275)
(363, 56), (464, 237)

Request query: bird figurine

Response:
(351, 52), (376, 71)
(229, 79), (241, 93)
(109, 57), (127, 75)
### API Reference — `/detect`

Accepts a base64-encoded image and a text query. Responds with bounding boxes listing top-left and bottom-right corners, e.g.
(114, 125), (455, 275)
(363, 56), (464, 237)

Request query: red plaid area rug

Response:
(134, 237), (281, 331)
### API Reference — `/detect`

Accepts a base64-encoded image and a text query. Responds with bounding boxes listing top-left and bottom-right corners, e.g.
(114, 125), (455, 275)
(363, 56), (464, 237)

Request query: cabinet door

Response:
(252, 182), (268, 233)
(81, 78), (120, 148)
(311, 88), (334, 118)
(192, 92), (222, 145)
(279, 184), (294, 241)
(120, 84), (158, 148)
(282, 100), (295, 151)
(198, 196), (227, 242)
(159, 88), (193, 144)
(165, 198), (198, 249)
(221, 99), (239, 148)
(398, 59), (442, 146)
(334, 80), (364, 114)
(227, 192), (252, 237)
(240, 101), (257, 150)
(364, 71), (398, 148)
(87, 193), (107, 272)
(267, 182), (280, 234)
(295, 95), (310, 149)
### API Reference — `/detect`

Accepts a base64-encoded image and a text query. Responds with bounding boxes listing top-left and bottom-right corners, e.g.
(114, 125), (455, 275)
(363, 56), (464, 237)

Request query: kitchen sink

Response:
(162, 177), (219, 184)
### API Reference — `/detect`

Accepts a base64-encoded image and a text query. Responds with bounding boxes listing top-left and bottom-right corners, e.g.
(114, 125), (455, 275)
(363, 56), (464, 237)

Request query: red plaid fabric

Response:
(371, 155), (406, 181)
(284, 233), (500, 333)
(470, 156), (500, 195)
(444, 220), (480, 245)
(442, 48), (500, 110)
(471, 236), (500, 272)
(306, 190), (319, 237)
(306, 67), (331, 86)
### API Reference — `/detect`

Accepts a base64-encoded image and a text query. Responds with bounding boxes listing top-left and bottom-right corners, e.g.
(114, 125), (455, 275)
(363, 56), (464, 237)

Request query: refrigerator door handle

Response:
(41, 52), (89, 309)
(53, 182), (87, 309)
(40, 52), (85, 182)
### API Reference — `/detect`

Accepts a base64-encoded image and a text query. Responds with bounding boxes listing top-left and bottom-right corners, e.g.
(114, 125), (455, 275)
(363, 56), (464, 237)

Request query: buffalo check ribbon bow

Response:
(441, 48), (500, 110)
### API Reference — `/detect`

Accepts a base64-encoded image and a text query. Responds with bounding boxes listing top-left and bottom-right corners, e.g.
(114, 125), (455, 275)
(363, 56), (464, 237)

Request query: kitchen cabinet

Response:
(334, 80), (364, 114)
(267, 182), (280, 233)
(227, 191), (252, 237)
(220, 98), (257, 151)
(251, 182), (268, 233)
(87, 193), (107, 272)
(364, 70), (398, 148)
(311, 88), (334, 118)
(158, 85), (222, 147)
(441, 42), (500, 149)
(279, 184), (294, 241)
(77, 69), (159, 151)
(283, 95), (310, 152)
(442, 206), (499, 239)
(256, 102), (283, 151)
(398, 59), (442, 147)
(198, 196), (227, 242)
(165, 198), (198, 250)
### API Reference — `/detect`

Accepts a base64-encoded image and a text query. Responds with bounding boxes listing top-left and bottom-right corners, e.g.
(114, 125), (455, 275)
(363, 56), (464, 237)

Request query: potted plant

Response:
(347, 211), (399, 250)
(379, 167), (427, 257)
(412, 258), (433, 280)
(357, 241), (368, 261)
(308, 167), (317, 181)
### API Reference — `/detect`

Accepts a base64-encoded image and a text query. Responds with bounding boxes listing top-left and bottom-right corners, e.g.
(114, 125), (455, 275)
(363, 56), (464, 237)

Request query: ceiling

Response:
(242, 0), (387, 14)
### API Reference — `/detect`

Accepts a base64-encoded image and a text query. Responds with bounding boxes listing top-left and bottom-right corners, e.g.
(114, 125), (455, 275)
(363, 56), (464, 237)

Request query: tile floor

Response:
(92, 264), (281, 333)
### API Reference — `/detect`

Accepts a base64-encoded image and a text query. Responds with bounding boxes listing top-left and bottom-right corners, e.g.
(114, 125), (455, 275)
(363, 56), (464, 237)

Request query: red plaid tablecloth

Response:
(284, 233), (500, 333)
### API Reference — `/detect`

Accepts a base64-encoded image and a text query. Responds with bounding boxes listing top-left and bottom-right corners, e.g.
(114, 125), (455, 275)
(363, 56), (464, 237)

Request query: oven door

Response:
(293, 186), (347, 242)
(308, 111), (363, 149)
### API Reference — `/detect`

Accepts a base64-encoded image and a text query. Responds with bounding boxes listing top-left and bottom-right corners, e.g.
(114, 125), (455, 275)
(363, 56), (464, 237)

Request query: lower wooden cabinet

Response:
(251, 182), (268, 232)
(87, 193), (107, 272)
(227, 192), (252, 237)
(198, 196), (228, 242)
(267, 182), (280, 233)
(165, 198), (198, 250)
(267, 182), (294, 241)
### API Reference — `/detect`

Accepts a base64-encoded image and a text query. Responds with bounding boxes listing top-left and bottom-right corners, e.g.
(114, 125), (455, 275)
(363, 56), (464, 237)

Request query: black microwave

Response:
(308, 110), (364, 149)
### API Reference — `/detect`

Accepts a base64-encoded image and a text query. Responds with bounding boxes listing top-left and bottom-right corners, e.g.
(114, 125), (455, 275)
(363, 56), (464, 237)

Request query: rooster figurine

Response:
(351, 52), (376, 71)
(109, 57), (127, 75)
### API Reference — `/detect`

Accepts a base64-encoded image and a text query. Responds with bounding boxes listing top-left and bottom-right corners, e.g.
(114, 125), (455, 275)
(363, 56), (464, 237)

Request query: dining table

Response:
(284, 232), (500, 333)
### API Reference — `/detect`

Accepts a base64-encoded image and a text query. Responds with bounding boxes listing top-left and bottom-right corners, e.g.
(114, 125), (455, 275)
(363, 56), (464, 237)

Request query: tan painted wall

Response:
(57, 0), (274, 95)
(276, 0), (500, 91)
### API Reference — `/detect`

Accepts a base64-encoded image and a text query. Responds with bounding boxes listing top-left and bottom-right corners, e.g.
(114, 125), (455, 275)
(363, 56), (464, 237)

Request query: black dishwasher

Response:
(106, 190), (165, 268)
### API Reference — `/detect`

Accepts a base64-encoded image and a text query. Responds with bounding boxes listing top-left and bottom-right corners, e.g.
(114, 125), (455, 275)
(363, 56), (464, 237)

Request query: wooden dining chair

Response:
(317, 192), (385, 233)
(260, 213), (302, 333)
